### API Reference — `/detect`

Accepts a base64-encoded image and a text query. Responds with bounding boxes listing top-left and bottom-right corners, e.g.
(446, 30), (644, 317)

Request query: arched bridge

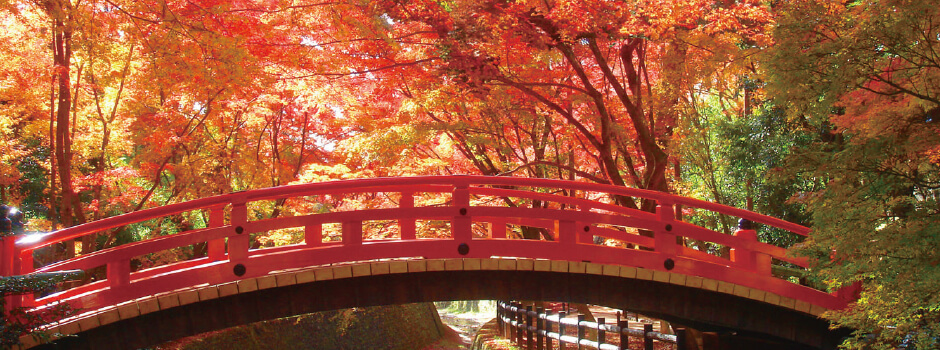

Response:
(0, 176), (852, 349)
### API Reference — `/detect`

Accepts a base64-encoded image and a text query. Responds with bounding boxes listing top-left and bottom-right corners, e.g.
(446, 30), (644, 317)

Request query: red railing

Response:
(0, 176), (847, 320)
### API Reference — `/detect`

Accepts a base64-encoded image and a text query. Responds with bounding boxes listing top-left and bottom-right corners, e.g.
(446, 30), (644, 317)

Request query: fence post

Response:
(676, 328), (687, 350)
(516, 303), (524, 345)
(618, 320), (629, 350)
(643, 324), (654, 350)
(546, 309), (554, 350)
(526, 306), (534, 350)
(536, 307), (545, 350)
(558, 311), (567, 350)
(509, 303), (517, 342)
(597, 317), (605, 347)
(576, 314), (585, 350)
(497, 302), (503, 337)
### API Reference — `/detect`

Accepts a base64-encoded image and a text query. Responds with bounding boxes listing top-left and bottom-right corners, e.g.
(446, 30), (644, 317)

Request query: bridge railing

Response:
(0, 176), (843, 316)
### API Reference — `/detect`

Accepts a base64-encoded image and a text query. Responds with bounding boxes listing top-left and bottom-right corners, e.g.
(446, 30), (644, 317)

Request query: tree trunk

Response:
(48, 1), (86, 231)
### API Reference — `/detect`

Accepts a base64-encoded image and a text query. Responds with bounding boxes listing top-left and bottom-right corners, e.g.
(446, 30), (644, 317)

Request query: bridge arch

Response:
(28, 259), (840, 349)
(0, 176), (852, 349)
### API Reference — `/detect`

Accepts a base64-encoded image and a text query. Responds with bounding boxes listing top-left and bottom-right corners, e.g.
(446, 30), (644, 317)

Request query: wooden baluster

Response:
(207, 204), (227, 261)
(557, 220), (576, 247)
(305, 222), (322, 247)
(558, 311), (567, 350)
(400, 191), (416, 241)
(643, 324), (653, 350)
(107, 258), (130, 289)
(597, 317), (606, 348)
(343, 221), (363, 246)
(490, 219), (506, 239)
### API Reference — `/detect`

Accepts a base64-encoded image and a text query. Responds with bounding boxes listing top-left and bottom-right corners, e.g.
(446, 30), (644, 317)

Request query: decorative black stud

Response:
(738, 219), (753, 230)
(233, 263), (247, 276)
(665, 224), (672, 232)
(457, 243), (470, 255)
(583, 225), (590, 232)
(235, 226), (244, 234)
(664, 258), (675, 271)
(459, 208), (468, 216)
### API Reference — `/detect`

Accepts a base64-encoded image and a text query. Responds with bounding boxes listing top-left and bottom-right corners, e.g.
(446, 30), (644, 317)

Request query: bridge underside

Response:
(32, 267), (845, 350)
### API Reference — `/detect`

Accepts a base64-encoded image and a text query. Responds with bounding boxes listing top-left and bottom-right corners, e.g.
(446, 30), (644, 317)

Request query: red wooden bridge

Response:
(1, 176), (852, 349)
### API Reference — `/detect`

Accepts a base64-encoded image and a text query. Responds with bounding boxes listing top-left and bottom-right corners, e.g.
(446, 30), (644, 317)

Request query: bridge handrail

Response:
(14, 175), (807, 251)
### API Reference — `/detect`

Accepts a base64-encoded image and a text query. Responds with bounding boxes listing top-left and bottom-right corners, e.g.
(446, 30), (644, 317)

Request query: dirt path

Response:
(422, 308), (494, 350)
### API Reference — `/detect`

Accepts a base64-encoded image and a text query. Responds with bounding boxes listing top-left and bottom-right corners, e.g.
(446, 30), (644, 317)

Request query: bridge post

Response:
(731, 219), (769, 273)
(400, 191), (416, 240)
(1, 235), (16, 313)
(229, 195), (250, 263)
(207, 204), (227, 261)
(15, 249), (34, 307)
(656, 203), (678, 257)
(0, 235), (13, 276)
(453, 184), (472, 244)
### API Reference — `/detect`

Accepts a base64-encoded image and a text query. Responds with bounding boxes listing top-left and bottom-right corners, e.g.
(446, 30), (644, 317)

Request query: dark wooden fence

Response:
(497, 301), (686, 350)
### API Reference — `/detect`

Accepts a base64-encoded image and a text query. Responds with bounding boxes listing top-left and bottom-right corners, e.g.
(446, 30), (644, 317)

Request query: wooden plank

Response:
(237, 279), (259, 293)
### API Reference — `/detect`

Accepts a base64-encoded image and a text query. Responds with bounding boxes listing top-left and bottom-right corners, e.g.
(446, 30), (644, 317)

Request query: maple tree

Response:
(365, 0), (775, 213)
(6, 0), (935, 347)
(767, 0), (940, 347)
